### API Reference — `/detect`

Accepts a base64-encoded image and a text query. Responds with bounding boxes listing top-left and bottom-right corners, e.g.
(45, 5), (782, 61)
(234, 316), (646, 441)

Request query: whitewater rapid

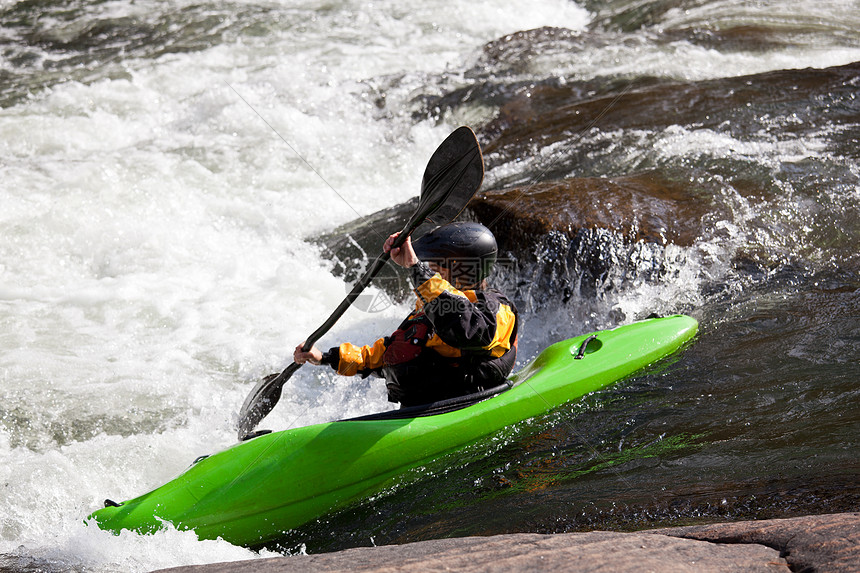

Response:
(0, 1), (593, 571)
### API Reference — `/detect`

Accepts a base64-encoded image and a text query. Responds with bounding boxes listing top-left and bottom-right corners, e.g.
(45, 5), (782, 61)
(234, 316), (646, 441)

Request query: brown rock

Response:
(469, 171), (713, 250)
(152, 513), (859, 573)
(316, 170), (712, 304)
(153, 530), (786, 573)
(654, 512), (860, 573)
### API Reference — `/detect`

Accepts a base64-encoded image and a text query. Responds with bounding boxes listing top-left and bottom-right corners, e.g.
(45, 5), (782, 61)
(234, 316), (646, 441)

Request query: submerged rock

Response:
(153, 512), (859, 572)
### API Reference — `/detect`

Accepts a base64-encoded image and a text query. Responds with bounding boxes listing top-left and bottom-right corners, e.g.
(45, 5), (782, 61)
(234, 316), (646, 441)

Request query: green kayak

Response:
(88, 314), (697, 547)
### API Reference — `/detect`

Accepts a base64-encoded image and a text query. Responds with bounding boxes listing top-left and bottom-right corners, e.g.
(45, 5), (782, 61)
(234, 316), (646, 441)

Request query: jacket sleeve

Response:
(410, 262), (517, 357)
(323, 338), (387, 377)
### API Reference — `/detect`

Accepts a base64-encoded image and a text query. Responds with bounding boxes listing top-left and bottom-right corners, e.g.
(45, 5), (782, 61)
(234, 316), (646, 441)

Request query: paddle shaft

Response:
(301, 221), (415, 353)
(278, 219), (415, 389)
(237, 126), (483, 439)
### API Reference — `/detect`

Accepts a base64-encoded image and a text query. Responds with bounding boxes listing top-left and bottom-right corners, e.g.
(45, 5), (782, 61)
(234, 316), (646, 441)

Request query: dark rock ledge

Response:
(316, 170), (717, 308)
(154, 512), (858, 573)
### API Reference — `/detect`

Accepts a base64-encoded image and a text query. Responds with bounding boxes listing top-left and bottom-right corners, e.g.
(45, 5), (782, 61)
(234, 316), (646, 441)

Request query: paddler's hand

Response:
(293, 344), (323, 365)
(384, 232), (419, 268)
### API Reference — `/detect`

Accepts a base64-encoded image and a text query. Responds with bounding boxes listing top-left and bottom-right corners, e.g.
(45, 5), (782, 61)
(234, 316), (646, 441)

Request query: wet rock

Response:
(471, 171), (718, 306)
(654, 512), (860, 573)
(469, 172), (712, 250)
(151, 512), (859, 573)
(316, 170), (709, 264)
(315, 170), (711, 305)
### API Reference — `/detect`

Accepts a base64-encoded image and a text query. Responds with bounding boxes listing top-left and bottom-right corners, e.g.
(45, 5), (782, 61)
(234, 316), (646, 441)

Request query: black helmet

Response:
(413, 222), (497, 286)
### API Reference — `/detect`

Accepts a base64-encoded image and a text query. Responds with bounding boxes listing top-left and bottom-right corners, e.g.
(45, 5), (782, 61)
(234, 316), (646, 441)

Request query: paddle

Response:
(236, 126), (484, 440)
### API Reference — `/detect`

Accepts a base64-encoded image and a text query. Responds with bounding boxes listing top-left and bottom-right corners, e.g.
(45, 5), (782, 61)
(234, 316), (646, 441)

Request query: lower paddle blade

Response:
(236, 366), (296, 440)
(418, 126), (484, 226)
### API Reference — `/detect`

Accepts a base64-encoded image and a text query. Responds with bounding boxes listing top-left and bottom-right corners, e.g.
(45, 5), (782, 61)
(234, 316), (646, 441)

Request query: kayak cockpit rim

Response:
(340, 381), (515, 422)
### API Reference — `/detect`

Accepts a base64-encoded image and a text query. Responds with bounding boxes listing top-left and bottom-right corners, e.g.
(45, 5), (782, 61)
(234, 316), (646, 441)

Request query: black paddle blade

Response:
(418, 126), (484, 227)
(236, 367), (293, 440)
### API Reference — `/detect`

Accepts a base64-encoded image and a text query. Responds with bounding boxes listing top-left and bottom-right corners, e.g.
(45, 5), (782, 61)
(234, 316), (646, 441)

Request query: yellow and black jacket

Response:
(321, 261), (518, 407)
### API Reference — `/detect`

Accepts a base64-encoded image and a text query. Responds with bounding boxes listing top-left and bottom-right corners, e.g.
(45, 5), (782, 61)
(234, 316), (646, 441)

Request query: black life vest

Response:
(381, 312), (517, 407)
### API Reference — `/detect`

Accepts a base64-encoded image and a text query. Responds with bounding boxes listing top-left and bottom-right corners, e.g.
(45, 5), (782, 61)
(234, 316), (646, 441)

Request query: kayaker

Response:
(293, 222), (518, 407)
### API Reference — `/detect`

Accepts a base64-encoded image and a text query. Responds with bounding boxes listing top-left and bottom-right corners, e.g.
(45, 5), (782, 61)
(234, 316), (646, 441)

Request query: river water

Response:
(1, 0), (858, 570)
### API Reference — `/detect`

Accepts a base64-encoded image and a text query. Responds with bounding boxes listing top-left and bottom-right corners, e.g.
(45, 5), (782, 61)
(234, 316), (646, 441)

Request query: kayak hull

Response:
(88, 315), (698, 546)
